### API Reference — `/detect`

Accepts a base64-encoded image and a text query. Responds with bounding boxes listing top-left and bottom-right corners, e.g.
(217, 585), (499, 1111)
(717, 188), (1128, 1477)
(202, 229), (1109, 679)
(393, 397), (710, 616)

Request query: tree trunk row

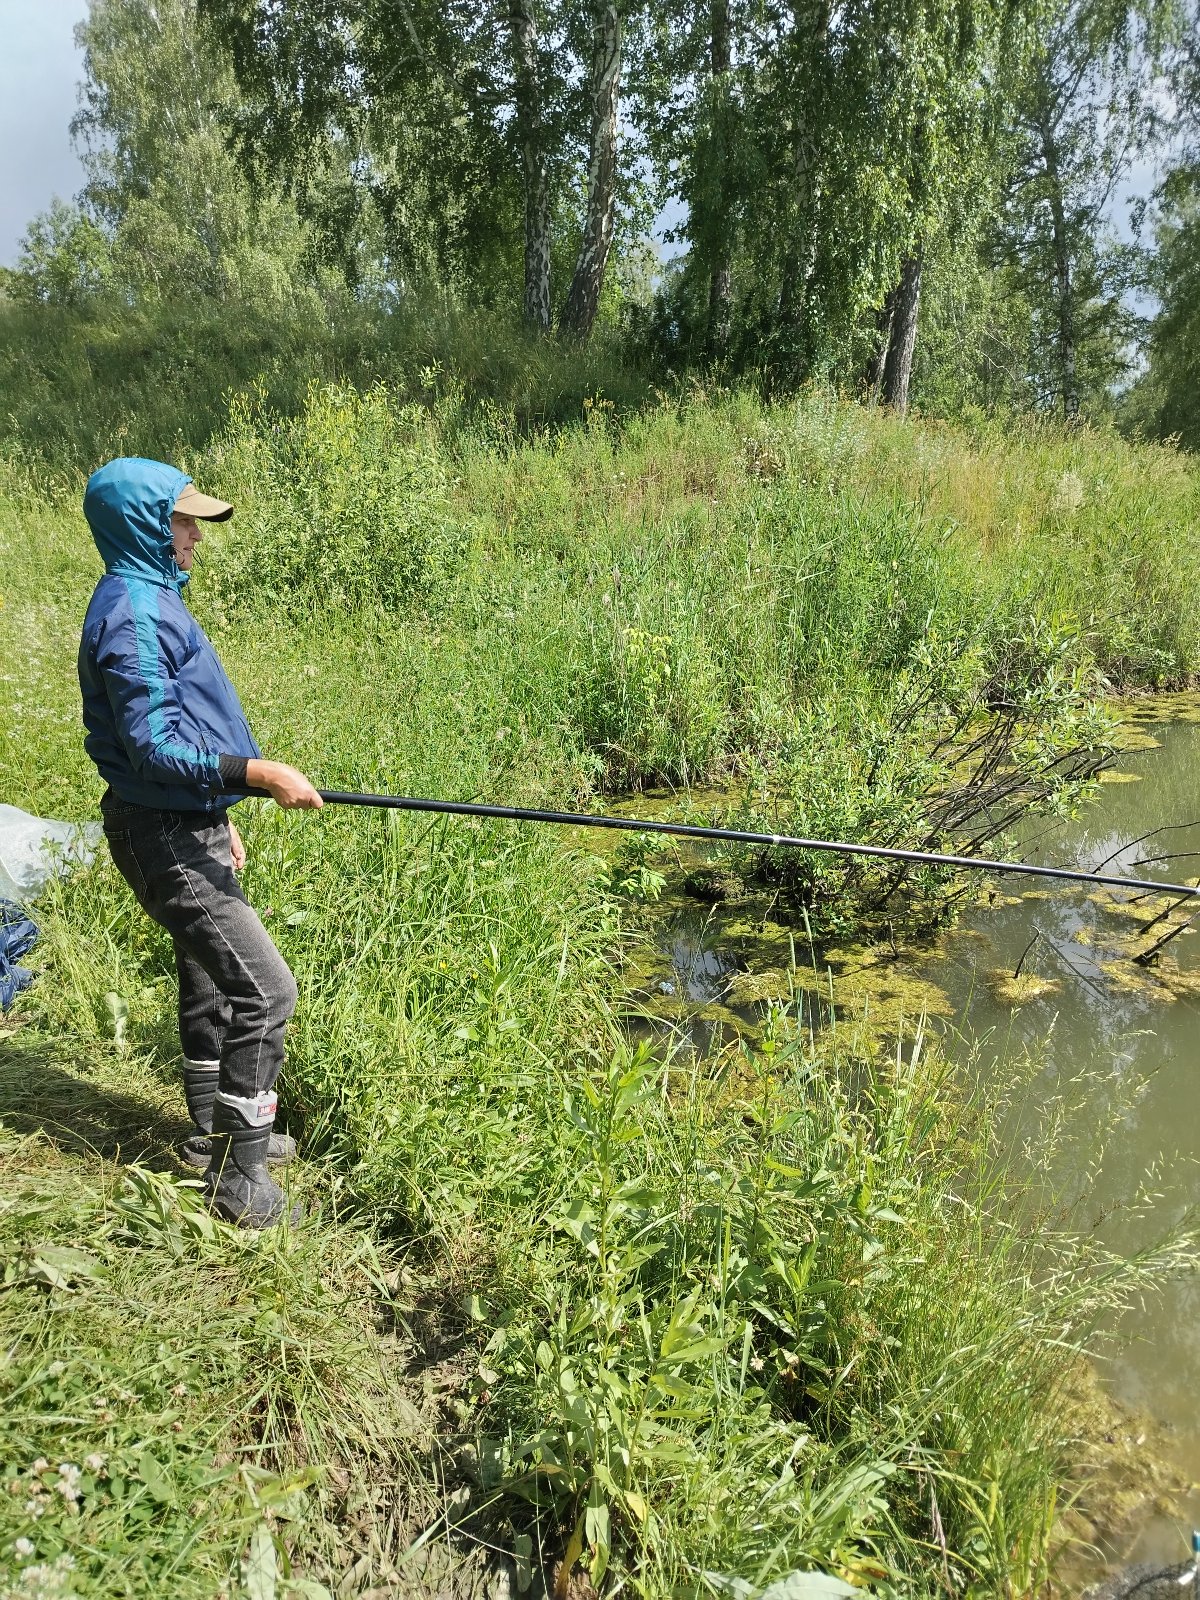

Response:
(509, 0), (623, 341)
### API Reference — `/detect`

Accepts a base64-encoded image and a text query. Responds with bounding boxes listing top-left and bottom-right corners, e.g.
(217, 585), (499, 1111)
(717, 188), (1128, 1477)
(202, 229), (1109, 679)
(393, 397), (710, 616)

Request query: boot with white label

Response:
(181, 1059), (296, 1170)
(203, 1091), (302, 1229)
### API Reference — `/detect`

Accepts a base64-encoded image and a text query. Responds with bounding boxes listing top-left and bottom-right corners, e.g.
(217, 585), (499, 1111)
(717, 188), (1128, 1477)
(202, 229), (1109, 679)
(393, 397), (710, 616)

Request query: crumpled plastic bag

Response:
(0, 802), (101, 903)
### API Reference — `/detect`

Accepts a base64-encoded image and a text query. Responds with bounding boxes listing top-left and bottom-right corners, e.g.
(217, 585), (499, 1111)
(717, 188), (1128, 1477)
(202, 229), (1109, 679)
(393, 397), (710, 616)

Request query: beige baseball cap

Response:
(174, 483), (233, 522)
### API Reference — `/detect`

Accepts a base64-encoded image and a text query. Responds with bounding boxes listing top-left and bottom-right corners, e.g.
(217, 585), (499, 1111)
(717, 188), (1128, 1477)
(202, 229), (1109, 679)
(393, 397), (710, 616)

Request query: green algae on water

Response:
(987, 969), (1064, 1005)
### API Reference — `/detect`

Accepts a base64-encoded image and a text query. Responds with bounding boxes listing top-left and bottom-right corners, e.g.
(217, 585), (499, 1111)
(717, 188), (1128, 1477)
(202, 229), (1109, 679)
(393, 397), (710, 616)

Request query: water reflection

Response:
(626, 902), (765, 1056)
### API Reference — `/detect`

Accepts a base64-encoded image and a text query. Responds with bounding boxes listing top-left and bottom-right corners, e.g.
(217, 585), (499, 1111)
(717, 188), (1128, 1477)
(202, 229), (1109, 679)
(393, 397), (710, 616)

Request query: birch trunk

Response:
(707, 0), (732, 353)
(777, 0), (830, 339)
(1038, 116), (1080, 418)
(777, 131), (822, 331)
(509, 0), (551, 332)
(862, 286), (898, 399)
(560, 2), (622, 339)
(880, 253), (923, 413)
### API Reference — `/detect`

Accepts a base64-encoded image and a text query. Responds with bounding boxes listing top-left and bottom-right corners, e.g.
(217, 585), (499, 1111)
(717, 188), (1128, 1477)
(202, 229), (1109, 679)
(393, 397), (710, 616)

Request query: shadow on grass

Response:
(0, 1028), (550, 1597)
(0, 299), (655, 473)
(0, 1031), (187, 1168)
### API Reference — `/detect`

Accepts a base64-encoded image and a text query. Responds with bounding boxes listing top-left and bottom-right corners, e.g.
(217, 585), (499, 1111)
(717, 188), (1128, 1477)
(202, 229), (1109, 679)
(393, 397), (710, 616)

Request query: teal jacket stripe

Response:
(127, 579), (219, 772)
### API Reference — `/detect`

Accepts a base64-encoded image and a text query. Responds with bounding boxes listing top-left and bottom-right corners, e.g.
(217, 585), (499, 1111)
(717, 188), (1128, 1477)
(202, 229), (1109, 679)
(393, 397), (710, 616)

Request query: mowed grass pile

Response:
(1, 366), (1198, 1597)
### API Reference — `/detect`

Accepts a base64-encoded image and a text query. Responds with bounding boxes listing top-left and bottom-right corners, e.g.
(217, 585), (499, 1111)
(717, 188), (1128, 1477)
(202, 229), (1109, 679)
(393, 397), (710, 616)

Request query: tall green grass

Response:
(0, 298), (650, 475)
(2, 354), (1198, 1595)
(0, 1116), (435, 1599)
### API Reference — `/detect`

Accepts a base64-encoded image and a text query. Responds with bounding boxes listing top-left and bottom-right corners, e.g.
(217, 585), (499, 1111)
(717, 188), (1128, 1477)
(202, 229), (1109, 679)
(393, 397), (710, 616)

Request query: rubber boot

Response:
(180, 1059), (296, 1170)
(203, 1092), (302, 1229)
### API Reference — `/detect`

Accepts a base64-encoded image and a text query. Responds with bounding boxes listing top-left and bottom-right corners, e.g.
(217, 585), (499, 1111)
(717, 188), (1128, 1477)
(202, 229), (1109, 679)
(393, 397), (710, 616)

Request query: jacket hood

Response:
(84, 457), (193, 590)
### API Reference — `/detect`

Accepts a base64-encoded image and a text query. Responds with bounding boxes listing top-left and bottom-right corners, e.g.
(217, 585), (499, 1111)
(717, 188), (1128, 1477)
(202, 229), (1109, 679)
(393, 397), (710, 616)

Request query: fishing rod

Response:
(257, 787), (1200, 902)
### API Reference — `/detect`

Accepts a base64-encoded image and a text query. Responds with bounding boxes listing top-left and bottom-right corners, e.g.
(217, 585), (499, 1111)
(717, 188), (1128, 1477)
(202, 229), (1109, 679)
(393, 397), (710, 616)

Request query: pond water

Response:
(624, 700), (1200, 1569)
(926, 707), (1200, 1567)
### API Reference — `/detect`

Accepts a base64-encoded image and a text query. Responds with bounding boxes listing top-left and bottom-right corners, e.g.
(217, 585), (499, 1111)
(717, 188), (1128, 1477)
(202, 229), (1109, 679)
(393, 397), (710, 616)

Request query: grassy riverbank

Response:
(2, 344), (1198, 1595)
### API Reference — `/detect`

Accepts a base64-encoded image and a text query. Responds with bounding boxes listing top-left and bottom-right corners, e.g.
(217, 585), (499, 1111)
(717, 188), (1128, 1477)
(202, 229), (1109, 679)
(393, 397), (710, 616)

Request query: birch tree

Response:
(509, 0), (553, 329)
(205, 0), (637, 333)
(561, 1), (625, 336)
(997, 0), (1176, 416)
(63, 0), (319, 305)
(706, 0), (734, 350)
(637, 0), (1013, 389)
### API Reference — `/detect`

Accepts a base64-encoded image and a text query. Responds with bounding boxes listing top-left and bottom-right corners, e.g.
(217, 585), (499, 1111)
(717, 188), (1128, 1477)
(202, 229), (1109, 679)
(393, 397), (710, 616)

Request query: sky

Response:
(0, 0), (89, 268)
(0, 2), (1167, 273)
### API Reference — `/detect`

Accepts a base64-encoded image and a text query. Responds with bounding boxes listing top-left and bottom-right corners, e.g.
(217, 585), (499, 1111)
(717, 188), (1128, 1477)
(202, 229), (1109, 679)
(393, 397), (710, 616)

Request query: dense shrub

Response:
(206, 384), (467, 612)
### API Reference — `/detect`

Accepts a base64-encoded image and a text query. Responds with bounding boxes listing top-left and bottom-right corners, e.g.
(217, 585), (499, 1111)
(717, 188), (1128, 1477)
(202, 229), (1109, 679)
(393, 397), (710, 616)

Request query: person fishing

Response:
(77, 457), (321, 1229)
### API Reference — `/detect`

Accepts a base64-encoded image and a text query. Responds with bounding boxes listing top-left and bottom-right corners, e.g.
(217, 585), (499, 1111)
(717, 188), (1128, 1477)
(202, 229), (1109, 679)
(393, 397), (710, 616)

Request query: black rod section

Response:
(307, 790), (1200, 901)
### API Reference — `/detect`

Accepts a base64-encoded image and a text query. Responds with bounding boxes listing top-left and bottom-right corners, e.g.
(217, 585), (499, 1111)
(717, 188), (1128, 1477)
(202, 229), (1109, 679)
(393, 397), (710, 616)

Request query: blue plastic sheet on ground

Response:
(0, 898), (38, 1011)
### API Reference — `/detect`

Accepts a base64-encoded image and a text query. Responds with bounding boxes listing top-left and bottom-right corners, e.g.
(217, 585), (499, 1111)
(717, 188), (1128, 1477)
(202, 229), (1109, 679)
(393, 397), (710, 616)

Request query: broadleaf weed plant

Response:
(450, 1016), (1193, 1597)
(205, 382), (468, 616)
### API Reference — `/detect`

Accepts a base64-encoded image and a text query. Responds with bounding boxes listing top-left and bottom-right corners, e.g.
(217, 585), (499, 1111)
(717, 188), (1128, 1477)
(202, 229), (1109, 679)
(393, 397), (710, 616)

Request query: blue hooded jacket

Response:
(78, 457), (260, 813)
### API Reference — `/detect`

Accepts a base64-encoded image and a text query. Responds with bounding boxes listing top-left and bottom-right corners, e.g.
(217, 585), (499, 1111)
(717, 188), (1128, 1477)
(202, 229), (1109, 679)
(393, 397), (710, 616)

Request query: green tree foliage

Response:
(633, 0), (1015, 401)
(910, 239), (1037, 416)
(200, 0), (654, 331)
(1142, 180), (1200, 447)
(990, 0), (1175, 419)
(12, 0), (335, 311)
(10, 199), (113, 307)
(199, 0), (525, 300)
(1134, 3), (1200, 445)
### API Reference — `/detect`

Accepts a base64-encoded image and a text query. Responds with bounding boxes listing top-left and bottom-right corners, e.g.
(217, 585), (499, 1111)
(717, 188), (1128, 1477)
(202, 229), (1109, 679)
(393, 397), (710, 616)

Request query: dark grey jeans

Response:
(102, 797), (298, 1106)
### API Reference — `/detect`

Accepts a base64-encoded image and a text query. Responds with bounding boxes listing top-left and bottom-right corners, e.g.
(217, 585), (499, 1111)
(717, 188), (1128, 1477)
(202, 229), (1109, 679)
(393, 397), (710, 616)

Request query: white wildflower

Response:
(1052, 469), (1085, 514)
(14, 1536), (34, 1557)
(14, 1552), (77, 1598)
